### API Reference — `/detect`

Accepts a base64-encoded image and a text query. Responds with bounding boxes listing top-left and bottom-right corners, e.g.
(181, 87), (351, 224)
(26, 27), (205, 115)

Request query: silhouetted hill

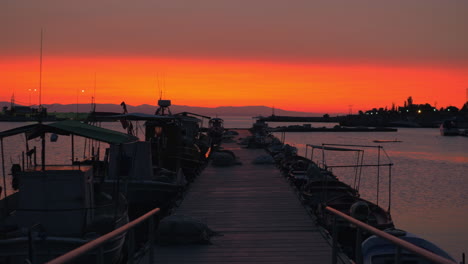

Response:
(0, 102), (323, 117)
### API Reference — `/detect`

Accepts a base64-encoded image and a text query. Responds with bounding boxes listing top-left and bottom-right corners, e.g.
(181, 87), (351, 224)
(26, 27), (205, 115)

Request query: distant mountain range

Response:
(1, 102), (324, 117)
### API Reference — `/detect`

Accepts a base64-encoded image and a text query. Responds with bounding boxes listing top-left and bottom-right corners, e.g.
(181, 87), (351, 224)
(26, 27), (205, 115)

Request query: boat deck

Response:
(144, 130), (348, 264)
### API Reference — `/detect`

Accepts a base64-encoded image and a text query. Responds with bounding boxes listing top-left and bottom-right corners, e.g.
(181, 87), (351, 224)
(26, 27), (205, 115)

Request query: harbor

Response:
(2, 0), (468, 262)
(0, 107), (465, 263)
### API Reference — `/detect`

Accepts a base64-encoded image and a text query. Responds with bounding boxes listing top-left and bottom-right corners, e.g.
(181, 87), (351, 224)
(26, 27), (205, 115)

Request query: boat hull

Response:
(0, 234), (125, 264)
(100, 180), (183, 217)
(362, 229), (455, 264)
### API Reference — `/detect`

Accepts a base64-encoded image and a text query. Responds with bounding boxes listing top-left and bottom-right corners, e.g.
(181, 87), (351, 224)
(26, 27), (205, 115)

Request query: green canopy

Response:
(0, 120), (138, 144)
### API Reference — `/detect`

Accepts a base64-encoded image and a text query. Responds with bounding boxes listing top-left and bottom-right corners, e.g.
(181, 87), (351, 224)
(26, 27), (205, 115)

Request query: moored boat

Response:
(0, 121), (135, 263)
(89, 100), (212, 219)
(361, 228), (456, 264)
(440, 120), (460, 136)
(207, 117), (224, 146)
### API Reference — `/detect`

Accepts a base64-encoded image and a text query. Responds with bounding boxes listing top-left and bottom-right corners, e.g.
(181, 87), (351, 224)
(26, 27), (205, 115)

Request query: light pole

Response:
(76, 89), (85, 120)
(28, 89), (37, 106)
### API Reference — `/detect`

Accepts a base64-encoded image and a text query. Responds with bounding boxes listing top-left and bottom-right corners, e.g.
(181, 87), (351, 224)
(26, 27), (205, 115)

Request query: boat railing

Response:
(45, 207), (161, 264)
(326, 206), (457, 264)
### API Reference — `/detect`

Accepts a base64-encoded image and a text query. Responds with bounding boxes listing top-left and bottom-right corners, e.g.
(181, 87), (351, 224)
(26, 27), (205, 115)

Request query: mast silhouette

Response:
(39, 29), (43, 109)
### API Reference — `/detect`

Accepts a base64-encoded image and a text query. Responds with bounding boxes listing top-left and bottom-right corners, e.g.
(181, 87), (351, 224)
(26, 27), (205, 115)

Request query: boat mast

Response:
(91, 73), (97, 113)
(39, 28), (43, 110)
(38, 29), (46, 170)
(10, 94), (14, 111)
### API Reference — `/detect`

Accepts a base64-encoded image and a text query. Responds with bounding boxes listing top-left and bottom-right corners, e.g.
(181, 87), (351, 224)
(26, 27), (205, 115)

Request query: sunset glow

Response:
(1, 56), (467, 113)
(1, 2), (468, 259)
(1, 0), (467, 114)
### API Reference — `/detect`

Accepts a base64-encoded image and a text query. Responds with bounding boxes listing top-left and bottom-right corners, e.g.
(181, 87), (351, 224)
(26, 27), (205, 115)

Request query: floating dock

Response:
(143, 130), (349, 264)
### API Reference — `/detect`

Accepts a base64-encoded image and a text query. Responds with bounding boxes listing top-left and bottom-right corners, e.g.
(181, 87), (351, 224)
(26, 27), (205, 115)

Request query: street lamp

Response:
(76, 89), (85, 119)
(28, 88), (37, 106)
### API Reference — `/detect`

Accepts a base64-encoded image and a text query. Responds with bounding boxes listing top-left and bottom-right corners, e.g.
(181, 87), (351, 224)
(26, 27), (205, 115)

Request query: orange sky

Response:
(0, 56), (467, 114)
(2, 1), (468, 114)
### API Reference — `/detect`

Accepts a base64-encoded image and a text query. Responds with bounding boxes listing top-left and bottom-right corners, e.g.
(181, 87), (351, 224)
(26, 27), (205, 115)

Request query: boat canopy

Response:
(306, 144), (362, 152)
(0, 120), (138, 144)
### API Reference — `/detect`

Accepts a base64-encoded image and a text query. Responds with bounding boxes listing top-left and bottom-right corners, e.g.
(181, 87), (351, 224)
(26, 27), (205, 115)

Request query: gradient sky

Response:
(1, 0), (467, 113)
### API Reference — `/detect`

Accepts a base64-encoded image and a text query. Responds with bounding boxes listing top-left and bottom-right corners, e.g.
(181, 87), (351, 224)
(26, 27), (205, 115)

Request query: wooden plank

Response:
(143, 130), (347, 264)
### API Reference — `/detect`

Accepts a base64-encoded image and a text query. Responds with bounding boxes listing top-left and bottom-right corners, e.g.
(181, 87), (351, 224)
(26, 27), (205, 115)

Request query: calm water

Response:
(1, 118), (467, 260)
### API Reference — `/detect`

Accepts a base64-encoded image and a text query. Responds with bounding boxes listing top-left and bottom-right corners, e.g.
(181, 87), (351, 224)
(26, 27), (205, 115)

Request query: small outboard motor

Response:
(350, 201), (370, 222)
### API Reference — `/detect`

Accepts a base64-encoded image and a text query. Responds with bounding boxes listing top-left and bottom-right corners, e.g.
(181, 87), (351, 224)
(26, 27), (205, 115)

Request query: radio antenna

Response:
(39, 28), (43, 107)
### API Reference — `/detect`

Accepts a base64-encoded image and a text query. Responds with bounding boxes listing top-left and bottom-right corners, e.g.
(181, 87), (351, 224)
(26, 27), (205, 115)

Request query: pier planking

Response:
(145, 130), (348, 264)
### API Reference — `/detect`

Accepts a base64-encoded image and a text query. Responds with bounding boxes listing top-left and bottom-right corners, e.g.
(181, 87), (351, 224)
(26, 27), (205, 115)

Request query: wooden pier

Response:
(145, 130), (349, 264)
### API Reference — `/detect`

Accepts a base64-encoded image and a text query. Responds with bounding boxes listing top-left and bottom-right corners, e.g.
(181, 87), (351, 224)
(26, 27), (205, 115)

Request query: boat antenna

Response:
(39, 28), (43, 108)
(162, 71), (166, 99)
(92, 73), (97, 112)
(160, 75), (163, 100)
(155, 73), (159, 100)
(10, 94), (14, 110)
(156, 72), (163, 100)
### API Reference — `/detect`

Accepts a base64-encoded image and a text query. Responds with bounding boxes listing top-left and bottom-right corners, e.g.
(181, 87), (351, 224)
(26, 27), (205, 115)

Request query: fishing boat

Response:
(0, 103), (61, 122)
(303, 144), (394, 257)
(284, 158), (315, 188)
(207, 117), (224, 146)
(361, 228), (456, 264)
(0, 121), (136, 264)
(440, 120), (460, 136)
(130, 100), (210, 181)
(301, 176), (359, 211)
(103, 140), (187, 219)
(316, 194), (394, 233)
(88, 100), (211, 219)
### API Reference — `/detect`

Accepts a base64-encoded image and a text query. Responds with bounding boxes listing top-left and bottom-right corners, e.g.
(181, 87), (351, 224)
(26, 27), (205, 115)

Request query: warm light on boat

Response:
(154, 126), (163, 136)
